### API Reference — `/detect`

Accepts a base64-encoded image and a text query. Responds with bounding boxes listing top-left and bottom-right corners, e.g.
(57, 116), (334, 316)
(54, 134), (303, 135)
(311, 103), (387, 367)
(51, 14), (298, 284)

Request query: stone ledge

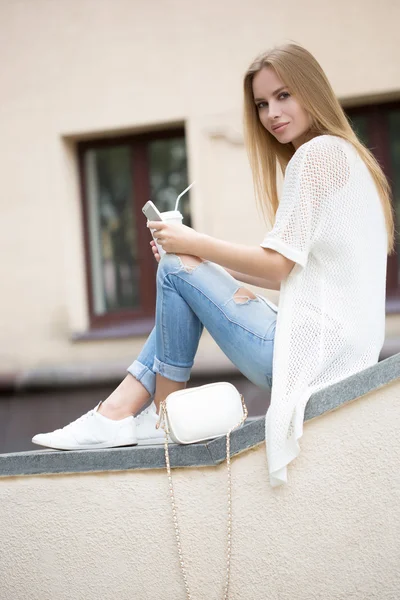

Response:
(1, 353), (399, 478)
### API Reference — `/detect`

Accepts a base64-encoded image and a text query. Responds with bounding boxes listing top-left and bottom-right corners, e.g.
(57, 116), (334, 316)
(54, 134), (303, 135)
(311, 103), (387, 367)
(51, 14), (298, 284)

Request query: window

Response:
(78, 128), (191, 332)
(346, 101), (400, 313)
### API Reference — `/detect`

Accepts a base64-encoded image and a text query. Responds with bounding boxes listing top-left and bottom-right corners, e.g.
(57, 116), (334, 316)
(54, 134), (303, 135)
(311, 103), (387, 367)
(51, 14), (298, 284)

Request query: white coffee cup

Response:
(151, 210), (183, 258)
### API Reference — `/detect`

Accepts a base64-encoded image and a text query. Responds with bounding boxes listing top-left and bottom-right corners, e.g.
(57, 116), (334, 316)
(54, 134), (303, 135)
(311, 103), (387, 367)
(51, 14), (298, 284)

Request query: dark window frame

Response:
(77, 127), (185, 332)
(345, 101), (400, 313)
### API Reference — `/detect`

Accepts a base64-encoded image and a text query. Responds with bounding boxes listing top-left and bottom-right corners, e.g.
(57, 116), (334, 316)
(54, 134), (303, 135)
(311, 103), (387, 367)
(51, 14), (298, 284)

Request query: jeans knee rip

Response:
(176, 255), (206, 274)
(233, 287), (259, 305)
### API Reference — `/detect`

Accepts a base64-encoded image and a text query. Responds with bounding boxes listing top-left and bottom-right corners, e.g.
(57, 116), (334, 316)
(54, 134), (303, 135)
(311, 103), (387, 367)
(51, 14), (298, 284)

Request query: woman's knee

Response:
(174, 254), (206, 272)
(156, 253), (180, 280)
(157, 253), (205, 281)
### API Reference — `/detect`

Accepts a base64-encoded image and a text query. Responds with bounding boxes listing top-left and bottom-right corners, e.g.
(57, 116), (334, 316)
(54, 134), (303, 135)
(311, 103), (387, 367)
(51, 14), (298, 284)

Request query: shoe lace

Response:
(135, 405), (156, 428)
(60, 409), (95, 432)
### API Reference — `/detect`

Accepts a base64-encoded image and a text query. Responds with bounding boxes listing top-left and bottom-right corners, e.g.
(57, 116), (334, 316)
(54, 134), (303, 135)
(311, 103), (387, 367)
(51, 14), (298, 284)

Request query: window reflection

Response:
(83, 134), (190, 320)
(84, 145), (139, 315)
(148, 137), (192, 226)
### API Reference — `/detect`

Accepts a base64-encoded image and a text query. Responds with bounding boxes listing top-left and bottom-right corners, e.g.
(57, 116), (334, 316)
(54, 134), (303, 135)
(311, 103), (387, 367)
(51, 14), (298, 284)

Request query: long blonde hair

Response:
(243, 42), (396, 254)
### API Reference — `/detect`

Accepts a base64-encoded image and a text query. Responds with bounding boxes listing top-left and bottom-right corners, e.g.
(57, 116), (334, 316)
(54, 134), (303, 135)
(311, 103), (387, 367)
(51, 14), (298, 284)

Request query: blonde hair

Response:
(243, 42), (396, 255)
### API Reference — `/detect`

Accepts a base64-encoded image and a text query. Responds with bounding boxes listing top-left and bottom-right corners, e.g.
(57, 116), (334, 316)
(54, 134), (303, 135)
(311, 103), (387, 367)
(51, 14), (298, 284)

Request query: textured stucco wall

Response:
(1, 381), (399, 599)
(0, 0), (399, 372)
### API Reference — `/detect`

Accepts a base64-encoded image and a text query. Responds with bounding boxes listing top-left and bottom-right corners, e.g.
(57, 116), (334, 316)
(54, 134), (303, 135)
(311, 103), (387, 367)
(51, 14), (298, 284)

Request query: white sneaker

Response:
(135, 401), (173, 445)
(31, 401), (138, 450)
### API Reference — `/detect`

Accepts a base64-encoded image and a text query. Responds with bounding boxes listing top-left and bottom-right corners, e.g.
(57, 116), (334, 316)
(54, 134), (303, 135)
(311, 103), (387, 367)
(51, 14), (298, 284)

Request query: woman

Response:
(32, 43), (394, 487)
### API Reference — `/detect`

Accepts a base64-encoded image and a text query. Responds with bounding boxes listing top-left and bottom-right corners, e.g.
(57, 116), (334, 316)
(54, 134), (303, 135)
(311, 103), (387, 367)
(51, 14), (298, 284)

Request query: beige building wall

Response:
(1, 378), (399, 599)
(1, 0), (399, 374)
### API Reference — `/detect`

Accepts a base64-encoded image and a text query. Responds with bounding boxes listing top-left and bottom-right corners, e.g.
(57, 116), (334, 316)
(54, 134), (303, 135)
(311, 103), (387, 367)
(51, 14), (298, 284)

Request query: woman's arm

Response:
(224, 267), (281, 291)
(194, 234), (294, 282)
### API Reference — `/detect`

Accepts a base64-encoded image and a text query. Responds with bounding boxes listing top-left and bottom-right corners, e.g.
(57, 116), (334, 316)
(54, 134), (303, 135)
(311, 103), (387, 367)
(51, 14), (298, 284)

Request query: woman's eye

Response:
(256, 92), (290, 110)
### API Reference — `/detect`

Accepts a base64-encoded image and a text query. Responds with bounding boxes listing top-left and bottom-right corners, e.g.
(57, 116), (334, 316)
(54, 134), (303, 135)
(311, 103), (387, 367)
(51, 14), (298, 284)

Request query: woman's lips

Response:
(273, 123), (289, 132)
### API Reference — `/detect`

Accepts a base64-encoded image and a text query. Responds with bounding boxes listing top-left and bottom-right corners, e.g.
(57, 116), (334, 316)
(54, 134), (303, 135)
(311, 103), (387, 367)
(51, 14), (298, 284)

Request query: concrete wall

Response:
(1, 0), (399, 374)
(1, 379), (399, 599)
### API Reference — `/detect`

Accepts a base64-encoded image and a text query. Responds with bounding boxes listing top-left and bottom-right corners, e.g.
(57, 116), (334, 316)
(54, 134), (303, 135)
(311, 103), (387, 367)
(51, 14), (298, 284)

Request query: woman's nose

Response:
(268, 103), (282, 119)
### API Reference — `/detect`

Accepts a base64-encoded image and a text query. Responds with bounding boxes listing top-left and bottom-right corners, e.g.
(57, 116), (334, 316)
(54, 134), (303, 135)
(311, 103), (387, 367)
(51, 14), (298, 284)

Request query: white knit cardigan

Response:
(260, 134), (388, 487)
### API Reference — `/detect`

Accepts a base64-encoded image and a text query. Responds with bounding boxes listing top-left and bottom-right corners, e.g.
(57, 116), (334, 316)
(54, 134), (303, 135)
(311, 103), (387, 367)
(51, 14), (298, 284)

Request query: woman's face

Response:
(252, 66), (314, 150)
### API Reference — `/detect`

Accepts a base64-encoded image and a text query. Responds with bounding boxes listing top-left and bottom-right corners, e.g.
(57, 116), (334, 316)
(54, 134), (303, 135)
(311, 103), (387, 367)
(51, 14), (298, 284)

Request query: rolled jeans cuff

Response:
(152, 356), (192, 383)
(126, 360), (156, 397)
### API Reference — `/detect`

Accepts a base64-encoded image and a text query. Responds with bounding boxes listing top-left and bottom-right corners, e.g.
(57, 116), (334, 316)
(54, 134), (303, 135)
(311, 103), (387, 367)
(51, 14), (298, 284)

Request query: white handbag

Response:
(156, 380), (247, 444)
(156, 381), (248, 600)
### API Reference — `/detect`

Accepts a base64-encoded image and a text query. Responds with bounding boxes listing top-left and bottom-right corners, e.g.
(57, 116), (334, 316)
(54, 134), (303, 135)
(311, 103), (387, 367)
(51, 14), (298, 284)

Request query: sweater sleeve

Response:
(260, 138), (351, 269)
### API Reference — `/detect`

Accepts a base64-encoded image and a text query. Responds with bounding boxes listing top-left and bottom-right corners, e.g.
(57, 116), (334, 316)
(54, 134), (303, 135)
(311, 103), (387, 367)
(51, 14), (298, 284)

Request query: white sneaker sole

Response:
(137, 435), (173, 445)
(31, 438), (138, 451)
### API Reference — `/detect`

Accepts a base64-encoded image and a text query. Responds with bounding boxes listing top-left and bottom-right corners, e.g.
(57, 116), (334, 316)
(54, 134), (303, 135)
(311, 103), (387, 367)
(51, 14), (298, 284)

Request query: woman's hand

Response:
(147, 221), (203, 256)
(150, 240), (161, 263)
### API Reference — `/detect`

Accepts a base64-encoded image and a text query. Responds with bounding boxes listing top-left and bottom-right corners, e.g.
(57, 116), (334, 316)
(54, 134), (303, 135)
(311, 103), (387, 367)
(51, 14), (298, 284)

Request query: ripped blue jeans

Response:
(127, 253), (277, 401)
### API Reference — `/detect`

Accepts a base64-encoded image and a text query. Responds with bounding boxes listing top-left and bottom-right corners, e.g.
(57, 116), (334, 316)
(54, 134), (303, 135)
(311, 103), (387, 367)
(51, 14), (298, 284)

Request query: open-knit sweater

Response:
(260, 134), (388, 487)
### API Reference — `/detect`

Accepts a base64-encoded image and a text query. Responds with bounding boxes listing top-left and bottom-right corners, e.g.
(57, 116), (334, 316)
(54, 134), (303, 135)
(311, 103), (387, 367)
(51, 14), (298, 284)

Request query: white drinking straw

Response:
(174, 181), (196, 211)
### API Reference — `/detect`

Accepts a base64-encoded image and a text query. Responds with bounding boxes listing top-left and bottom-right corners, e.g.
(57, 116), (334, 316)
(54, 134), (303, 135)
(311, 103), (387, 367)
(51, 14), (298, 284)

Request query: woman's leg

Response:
(100, 320), (187, 419)
(100, 251), (276, 418)
(149, 253), (276, 412)
(98, 328), (158, 419)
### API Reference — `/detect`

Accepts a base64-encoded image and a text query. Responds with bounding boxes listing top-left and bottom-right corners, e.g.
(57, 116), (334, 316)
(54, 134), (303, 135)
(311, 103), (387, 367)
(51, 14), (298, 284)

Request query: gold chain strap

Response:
(157, 394), (248, 600)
